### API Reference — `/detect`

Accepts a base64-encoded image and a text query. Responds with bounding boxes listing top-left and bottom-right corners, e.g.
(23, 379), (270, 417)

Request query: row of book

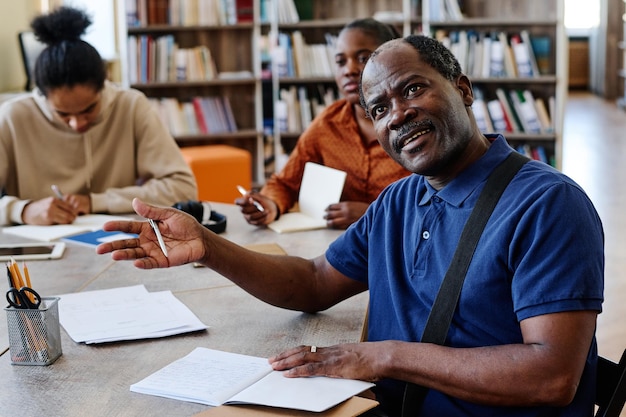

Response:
(434, 29), (551, 78)
(428, 0), (463, 21)
(149, 96), (237, 136)
(125, 0), (253, 27)
(266, 0), (301, 24)
(275, 85), (338, 133)
(272, 31), (337, 78)
(124, 0), (302, 27)
(473, 87), (554, 135)
(127, 35), (218, 84)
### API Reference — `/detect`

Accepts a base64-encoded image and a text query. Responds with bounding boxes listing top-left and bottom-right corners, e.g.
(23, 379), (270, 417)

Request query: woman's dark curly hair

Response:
(31, 6), (106, 95)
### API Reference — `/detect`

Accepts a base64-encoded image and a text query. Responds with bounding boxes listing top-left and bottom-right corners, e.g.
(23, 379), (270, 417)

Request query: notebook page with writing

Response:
(130, 347), (374, 412)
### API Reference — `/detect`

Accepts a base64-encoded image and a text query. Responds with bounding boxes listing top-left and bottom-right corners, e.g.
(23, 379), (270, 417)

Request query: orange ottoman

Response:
(180, 145), (252, 203)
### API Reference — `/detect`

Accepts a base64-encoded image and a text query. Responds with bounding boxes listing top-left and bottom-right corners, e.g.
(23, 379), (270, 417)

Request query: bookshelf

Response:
(118, 0), (566, 182)
(264, 0), (416, 175)
(118, 0), (265, 183)
(422, 0), (567, 168)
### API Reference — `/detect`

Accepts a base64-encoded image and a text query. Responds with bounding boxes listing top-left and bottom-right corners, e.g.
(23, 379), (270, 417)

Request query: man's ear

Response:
(456, 74), (474, 107)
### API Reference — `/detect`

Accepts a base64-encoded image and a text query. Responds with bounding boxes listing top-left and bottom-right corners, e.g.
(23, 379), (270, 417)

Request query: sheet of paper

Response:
(57, 285), (207, 343)
(228, 369), (375, 412)
(269, 163), (346, 233)
(130, 347), (375, 413)
(2, 214), (131, 241)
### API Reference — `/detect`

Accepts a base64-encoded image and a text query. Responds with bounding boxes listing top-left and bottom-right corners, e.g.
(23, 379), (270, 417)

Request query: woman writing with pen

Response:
(0, 7), (196, 226)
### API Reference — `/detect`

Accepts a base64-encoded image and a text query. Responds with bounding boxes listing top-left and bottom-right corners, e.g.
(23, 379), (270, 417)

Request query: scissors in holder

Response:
(6, 286), (42, 309)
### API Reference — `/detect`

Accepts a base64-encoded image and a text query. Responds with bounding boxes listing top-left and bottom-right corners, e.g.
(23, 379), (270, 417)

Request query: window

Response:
(565, 0), (600, 36)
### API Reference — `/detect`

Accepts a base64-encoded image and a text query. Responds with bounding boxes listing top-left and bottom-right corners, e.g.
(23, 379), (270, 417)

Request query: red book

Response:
(236, 0), (254, 23)
(191, 97), (209, 134)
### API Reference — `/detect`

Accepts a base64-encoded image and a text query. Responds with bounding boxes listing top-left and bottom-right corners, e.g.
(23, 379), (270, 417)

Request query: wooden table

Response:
(0, 204), (368, 416)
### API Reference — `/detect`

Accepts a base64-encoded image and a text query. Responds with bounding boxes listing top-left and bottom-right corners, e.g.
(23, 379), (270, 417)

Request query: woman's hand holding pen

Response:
(21, 197), (77, 225)
(97, 198), (208, 269)
(235, 191), (279, 226)
(51, 185), (90, 215)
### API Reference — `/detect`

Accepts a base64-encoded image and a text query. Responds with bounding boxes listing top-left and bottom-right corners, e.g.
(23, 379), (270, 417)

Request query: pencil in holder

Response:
(4, 297), (62, 365)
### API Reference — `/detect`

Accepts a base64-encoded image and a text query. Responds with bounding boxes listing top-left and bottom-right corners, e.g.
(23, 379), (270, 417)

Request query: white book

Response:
(127, 35), (138, 84)
(510, 34), (534, 78)
(487, 99), (508, 132)
(275, 99), (288, 133)
(510, 90), (541, 134)
(472, 98), (493, 133)
(298, 86), (312, 129)
(480, 35), (492, 78)
(520, 30), (540, 78)
(269, 162), (347, 233)
(471, 87), (493, 133)
(2, 214), (132, 242)
(489, 34), (505, 77)
(444, 0), (463, 21)
(130, 347), (374, 411)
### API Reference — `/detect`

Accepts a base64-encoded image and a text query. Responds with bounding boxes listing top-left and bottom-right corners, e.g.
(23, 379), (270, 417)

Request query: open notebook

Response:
(130, 347), (374, 413)
(268, 162), (346, 233)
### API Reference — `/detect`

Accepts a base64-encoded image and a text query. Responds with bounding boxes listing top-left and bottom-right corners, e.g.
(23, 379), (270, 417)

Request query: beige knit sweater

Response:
(0, 82), (197, 225)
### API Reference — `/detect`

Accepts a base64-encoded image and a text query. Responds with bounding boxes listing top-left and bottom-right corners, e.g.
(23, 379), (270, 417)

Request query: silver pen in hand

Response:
(148, 218), (168, 258)
(51, 184), (64, 199)
(236, 185), (265, 212)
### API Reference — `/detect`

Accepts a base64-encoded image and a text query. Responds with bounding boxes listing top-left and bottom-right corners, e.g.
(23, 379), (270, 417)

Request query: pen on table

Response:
(148, 218), (168, 258)
(51, 184), (64, 199)
(236, 185), (265, 212)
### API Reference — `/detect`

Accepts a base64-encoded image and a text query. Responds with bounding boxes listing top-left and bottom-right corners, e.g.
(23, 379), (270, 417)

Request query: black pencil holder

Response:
(5, 297), (62, 365)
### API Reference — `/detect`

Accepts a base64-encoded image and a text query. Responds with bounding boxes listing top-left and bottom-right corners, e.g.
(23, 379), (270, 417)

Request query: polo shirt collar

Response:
(419, 134), (512, 207)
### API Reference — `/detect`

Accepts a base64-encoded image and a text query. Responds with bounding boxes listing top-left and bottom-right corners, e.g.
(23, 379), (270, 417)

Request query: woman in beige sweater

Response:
(0, 7), (197, 226)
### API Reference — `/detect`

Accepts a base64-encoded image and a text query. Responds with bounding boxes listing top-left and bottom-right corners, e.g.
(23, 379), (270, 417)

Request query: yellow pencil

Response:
(22, 261), (35, 303)
(9, 259), (24, 288)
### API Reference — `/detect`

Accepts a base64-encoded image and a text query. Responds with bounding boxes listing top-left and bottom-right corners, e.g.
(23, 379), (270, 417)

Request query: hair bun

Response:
(30, 6), (92, 45)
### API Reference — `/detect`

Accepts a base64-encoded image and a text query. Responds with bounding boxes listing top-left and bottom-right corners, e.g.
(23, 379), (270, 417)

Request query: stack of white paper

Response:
(57, 285), (207, 344)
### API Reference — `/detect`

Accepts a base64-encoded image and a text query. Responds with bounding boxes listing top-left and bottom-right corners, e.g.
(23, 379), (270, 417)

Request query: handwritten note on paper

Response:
(130, 347), (374, 412)
(132, 348), (271, 405)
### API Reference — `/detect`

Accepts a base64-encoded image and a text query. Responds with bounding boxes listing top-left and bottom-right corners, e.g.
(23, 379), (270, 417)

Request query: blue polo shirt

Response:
(326, 136), (604, 416)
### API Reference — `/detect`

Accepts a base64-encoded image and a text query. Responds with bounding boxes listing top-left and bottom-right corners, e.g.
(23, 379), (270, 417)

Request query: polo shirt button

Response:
(422, 230), (430, 240)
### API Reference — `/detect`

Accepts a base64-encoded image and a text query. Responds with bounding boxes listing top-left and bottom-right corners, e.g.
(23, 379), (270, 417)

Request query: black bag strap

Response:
(401, 151), (529, 416)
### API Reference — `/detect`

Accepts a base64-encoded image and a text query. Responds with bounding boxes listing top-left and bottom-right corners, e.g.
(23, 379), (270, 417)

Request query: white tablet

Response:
(0, 242), (66, 261)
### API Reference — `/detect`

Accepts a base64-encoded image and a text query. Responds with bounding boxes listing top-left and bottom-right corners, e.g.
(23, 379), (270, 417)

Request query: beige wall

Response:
(0, 1), (40, 92)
